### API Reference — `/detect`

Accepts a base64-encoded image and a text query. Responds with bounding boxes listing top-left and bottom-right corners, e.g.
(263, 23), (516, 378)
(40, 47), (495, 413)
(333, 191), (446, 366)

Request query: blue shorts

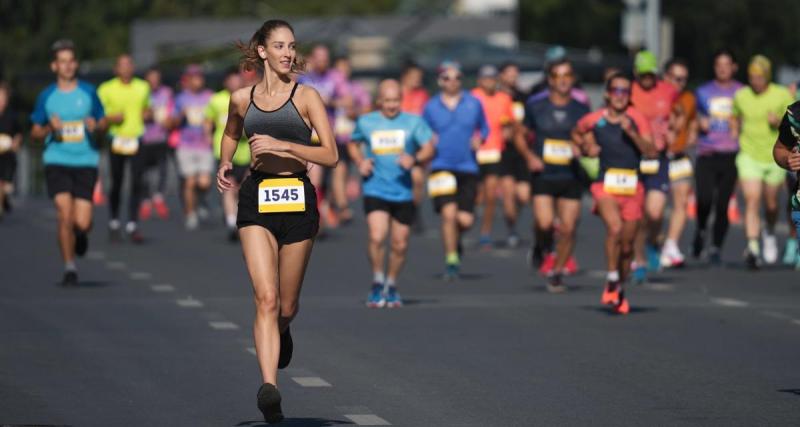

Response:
(642, 154), (670, 194)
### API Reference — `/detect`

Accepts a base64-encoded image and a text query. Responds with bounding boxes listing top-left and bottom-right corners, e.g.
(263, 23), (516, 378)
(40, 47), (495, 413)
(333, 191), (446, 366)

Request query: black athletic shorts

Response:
(479, 162), (503, 178)
(237, 169), (320, 245)
(0, 152), (16, 182)
(500, 145), (530, 182)
(430, 170), (479, 214)
(531, 176), (583, 200)
(44, 165), (98, 201)
(363, 196), (416, 226)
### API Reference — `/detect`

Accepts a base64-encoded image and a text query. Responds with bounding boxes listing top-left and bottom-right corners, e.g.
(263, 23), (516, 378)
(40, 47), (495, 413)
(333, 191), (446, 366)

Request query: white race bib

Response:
(603, 168), (638, 196)
(427, 171), (457, 197)
(669, 157), (693, 181)
(154, 106), (169, 125)
(61, 121), (85, 143)
(708, 97), (733, 120)
(258, 178), (306, 213)
(542, 139), (574, 165)
(335, 114), (355, 138)
(639, 159), (660, 175)
(512, 102), (525, 122)
(370, 129), (406, 156)
(186, 107), (205, 126)
(476, 148), (502, 165)
(0, 134), (12, 153)
(111, 136), (140, 156)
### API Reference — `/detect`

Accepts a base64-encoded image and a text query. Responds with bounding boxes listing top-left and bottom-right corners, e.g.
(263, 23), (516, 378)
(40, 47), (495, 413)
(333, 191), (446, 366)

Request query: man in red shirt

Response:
(630, 50), (679, 282)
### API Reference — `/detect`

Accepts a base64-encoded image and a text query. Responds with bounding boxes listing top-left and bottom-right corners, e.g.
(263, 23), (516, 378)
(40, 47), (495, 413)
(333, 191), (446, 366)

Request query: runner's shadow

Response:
(579, 305), (659, 316)
(401, 298), (440, 306)
(778, 388), (800, 397)
(236, 418), (354, 426)
(55, 280), (112, 288)
(430, 273), (491, 281)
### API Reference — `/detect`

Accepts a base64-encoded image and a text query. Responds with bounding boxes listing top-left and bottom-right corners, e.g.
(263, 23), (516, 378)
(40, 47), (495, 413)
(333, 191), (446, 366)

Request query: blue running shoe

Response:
(478, 234), (492, 251)
(385, 286), (403, 308)
(645, 244), (661, 272)
(633, 264), (647, 285)
(366, 283), (386, 308)
(444, 263), (460, 281)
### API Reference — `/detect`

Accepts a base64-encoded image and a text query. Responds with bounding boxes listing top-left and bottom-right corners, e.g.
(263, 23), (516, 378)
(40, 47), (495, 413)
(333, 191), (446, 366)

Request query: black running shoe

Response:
(692, 231), (705, 259)
(708, 247), (722, 267)
(278, 327), (293, 369)
(61, 271), (78, 287)
(745, 251), (760, 271)
(257, 383), (284, 424)
(546, 273), (567, 294)
(227, 228), (239, 243)
(529, 244), (544, 268)
(74, 229), (89, 257)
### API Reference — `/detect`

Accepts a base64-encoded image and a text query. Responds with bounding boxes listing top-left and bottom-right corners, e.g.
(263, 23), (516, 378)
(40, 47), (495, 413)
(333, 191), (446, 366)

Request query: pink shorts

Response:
(590, 182), (645, 222)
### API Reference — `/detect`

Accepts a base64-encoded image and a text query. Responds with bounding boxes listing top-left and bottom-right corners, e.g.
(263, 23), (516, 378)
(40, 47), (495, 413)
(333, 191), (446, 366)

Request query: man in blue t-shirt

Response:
(423, 61), (489, 280)
(30, 40), (106, 287)
(349, 79), (434, 308)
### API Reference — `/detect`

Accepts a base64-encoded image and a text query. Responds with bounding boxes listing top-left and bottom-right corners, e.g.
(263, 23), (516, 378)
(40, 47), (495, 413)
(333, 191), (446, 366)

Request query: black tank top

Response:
(243, 83), (312, 146)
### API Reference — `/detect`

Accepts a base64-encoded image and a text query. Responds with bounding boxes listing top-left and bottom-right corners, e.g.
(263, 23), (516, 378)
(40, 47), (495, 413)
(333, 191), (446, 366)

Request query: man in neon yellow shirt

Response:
(98, 54), (150, 243)
(734, 55), (794, 268)
(205, 68), (250, 241)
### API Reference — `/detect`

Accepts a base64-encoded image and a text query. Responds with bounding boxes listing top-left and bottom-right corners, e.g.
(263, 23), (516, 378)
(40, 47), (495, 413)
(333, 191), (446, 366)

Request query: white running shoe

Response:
(185, 213), (199, 230)
(762, 233), (778, 264)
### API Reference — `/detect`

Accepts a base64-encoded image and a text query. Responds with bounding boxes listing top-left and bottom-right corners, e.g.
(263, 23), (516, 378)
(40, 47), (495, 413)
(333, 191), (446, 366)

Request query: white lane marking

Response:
(644, 282), (675, 292)
(106, 261), (126, 270)
(209, 321), (239, 330)
(246, 347), (257, 356)
(87, 251), (105, 260)
(130, 272), (152, 281)
(292, 377), (332, 387)
(761, 311), (791, 320)
(711, 297), (749, 308)
(344, 414), (391, 426)
(151, 284), (176, 292)
(176, 297), (204, 308)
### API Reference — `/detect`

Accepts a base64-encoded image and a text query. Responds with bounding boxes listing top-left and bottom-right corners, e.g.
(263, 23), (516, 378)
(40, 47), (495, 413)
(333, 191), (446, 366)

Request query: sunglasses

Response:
(608, 87), (630, 96)
(441, 74), (462, 82)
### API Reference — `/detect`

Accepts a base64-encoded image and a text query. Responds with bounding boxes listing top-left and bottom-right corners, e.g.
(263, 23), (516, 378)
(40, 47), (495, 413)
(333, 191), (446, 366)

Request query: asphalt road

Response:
(2, 193), (799, 426)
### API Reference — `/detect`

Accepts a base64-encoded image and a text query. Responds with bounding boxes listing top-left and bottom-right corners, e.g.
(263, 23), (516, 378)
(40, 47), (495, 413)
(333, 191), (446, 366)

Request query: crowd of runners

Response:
(3, 20), (800, 422)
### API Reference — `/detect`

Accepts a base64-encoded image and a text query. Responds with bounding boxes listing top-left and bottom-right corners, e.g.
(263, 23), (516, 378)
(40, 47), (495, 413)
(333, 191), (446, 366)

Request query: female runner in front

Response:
(217, 20), (337, 423)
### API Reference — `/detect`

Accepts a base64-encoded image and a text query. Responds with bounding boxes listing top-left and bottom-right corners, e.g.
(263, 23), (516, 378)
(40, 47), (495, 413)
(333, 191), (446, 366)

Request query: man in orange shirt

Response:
(630, 51), (679, 282)
(471, 65), (515, 249)
(661, 58), (697, 267)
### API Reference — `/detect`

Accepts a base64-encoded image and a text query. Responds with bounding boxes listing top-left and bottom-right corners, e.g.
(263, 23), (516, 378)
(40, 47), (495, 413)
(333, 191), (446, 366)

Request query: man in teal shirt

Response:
(30, 40), (106, 286)
(349, 79), (434, 308)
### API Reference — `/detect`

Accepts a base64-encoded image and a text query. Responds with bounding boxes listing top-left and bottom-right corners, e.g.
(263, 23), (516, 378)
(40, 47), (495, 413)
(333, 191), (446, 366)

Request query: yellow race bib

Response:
(0, 134), (12, 153)
(603, 168), (638, 196)
(669, 157), (693, 181)
(111, 136), (140, 156)
(258, 178), (306, 213)
(427, 171), (457, 197)
(542, 139), (574, 165)
(61, 121), (85, 143)
(476, 148), (502, 165)
(512, 102), (525, 122)
(639, 159), (660, 175)
(370, 129), (406, 156)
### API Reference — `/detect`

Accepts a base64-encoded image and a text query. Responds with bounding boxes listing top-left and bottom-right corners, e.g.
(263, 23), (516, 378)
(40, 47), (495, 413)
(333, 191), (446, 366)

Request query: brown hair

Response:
(237, 20), (305, 74)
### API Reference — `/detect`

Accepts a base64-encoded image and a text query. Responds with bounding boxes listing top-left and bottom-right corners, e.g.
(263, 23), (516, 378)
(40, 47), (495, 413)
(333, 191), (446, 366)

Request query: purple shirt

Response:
(695, 80), (743, 155)
(172, 89), (212, 150)
(298, 69), (347, 117)
(143, 85), (173, 144)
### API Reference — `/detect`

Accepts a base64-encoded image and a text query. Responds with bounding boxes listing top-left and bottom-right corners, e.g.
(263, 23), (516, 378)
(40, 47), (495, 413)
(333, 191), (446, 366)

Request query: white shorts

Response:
(176, 147), (214, 177)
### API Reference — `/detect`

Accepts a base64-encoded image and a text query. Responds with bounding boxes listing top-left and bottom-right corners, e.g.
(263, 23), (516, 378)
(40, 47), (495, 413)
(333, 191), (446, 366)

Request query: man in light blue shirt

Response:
(422, 61), (489, 279)
(30, 40), (106, 287)
(349, 79), (434, 308)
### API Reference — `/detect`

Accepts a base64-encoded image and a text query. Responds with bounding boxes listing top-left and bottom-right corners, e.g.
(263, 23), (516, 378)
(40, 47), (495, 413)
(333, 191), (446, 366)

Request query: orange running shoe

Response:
(538, 252), (556, 276)
(139, 200), (152, 221)
(601, 281), (620, 305)
(728, 197), (741, 225)
(614, 293), (630, 315)
(153, 195), (169, 220)
(92, 180), (106, 205)
(562, 255), (579, 276)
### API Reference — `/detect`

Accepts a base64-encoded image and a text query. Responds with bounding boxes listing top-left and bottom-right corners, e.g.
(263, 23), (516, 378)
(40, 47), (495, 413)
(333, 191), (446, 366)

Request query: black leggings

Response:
(139, 143), (169, 197)
(109, 151), (146, 223)
(694, 153), (738, 248)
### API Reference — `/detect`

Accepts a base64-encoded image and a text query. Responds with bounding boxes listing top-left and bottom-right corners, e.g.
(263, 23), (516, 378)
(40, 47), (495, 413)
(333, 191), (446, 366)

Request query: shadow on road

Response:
(579, 305), (659, 316)
(778, 389), (800, 397)
(236, 417), (355, 426)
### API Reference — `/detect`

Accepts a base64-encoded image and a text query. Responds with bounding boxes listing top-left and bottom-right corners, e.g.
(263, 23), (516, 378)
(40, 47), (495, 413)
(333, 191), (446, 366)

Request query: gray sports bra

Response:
(243, 83), (312, 146)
